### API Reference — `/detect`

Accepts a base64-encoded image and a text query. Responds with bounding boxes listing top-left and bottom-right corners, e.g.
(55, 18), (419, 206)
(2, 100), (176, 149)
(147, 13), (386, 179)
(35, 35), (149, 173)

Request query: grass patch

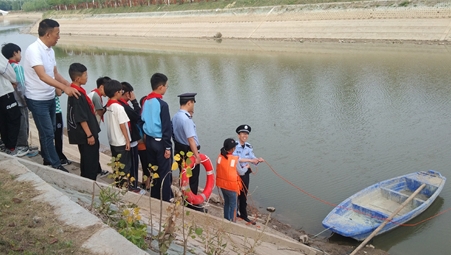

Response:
(0, 169), (98, 255)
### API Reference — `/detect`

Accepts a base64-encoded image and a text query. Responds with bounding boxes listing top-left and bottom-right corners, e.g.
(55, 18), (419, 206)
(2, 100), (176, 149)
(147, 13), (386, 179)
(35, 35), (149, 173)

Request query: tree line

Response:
(0, 0), (217, 12)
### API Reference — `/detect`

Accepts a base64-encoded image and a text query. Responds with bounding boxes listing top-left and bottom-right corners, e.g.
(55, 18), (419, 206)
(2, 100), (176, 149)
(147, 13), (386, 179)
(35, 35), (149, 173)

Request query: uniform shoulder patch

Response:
(245, 143), (253, 149)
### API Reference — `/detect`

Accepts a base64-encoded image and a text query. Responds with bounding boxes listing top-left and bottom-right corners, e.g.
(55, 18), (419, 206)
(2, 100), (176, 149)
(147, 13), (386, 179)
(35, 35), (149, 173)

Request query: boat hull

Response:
(322, 170), (446, 241)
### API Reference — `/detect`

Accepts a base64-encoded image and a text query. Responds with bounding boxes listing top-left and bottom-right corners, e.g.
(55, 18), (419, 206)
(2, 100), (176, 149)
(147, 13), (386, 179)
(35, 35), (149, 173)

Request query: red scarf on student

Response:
(106, 99), (131, 129)
(70, 84), (95, 115)
(91, 89), (103, 104)
(141, 92), (163, 114)
(91, 88), (104, 122)
(105, 99), (121, 107)
(8, 60), (18, 64)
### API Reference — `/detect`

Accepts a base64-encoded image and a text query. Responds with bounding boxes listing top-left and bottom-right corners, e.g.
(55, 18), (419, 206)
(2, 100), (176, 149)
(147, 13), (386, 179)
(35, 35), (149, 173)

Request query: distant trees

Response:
(15, 0), (215, 12)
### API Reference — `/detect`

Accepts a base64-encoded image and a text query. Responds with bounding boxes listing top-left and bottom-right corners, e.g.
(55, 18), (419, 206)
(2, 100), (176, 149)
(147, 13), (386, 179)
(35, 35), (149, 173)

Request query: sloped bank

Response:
(39, 1), (451, 44)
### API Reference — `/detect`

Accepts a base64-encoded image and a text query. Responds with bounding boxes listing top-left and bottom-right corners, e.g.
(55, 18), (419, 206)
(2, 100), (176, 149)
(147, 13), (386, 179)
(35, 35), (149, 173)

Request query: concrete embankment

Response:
(38, 2), (451, 42)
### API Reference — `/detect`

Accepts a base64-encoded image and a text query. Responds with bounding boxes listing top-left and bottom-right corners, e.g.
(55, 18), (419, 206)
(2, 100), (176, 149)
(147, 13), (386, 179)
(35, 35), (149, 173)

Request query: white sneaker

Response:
(16, 147), (29, 157)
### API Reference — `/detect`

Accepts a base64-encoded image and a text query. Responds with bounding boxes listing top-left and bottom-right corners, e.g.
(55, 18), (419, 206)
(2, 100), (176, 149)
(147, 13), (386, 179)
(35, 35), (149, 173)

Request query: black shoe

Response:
(241, 217), (256, 225)
(186, 204), (208, 213)
(55, 165), (69, 173)
(60, 159), (72, 166)
(98, 170), (110, 177)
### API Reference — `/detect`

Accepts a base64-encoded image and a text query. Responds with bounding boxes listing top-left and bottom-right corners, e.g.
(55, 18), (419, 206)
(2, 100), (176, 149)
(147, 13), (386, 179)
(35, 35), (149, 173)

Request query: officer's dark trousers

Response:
(146, 137), (173, 202)
(0, 93), (20, 150)
(174, 141), (200, 195)
(238, 169), (251, 219)
(78, 138), (99, 181)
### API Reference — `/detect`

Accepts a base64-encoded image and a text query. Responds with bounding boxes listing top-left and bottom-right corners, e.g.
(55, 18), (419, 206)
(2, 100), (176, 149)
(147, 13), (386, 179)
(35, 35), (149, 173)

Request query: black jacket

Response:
(118, 99), (142, 143)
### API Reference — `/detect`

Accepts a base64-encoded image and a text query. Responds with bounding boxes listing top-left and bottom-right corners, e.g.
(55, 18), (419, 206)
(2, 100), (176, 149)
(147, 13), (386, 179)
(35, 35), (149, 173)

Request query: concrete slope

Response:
(36, 5), (451, 42)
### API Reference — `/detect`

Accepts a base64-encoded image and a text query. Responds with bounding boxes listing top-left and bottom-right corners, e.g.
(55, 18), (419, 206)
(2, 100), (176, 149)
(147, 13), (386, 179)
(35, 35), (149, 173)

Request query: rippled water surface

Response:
(3, 21), (451, 255)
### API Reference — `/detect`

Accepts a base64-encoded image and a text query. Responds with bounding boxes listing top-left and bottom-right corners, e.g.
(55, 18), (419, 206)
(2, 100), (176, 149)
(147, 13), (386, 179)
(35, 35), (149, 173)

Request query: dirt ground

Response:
(0, 168), (99, 255)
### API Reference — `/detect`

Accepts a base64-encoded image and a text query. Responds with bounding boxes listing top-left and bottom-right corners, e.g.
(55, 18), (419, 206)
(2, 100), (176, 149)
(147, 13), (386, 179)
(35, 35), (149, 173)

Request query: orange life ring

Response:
(181, 153), (215, 205)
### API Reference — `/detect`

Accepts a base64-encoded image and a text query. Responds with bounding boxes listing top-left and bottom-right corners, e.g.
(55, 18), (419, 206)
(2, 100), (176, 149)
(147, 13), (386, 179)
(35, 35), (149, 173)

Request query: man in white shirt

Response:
(23, 19), (80, 172)
(0, 54), (20, 155)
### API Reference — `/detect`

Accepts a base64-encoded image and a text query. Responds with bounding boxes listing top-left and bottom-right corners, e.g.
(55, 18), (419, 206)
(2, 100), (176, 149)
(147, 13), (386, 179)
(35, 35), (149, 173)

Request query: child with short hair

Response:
(1, 43), (38, 157)
(88, 76), (111, 177)
(118, 81), (142, 192)
(88, 76), (110, 125)
(104, 79), (132, 186)
(66, 63), (100, 180)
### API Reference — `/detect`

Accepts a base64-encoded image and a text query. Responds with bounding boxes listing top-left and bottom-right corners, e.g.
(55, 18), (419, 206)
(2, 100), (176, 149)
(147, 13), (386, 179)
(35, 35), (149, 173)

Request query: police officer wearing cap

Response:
(233, 124), (264, 224)
(172, 93), (203, 206)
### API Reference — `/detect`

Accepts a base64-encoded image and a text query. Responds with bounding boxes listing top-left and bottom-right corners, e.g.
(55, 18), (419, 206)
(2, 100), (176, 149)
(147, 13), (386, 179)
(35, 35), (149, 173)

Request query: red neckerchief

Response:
(91, 88), (104, 122)
(107, 99), (131, 129)
(141, 92), (163, 114)
(91, 89), (103, 104)
(70, 84), (95, 115)
(119, 98), (128, 105)
(8, 60), (18, 64)
(146, 92), (163, 100)
(105, 99), (121, 107)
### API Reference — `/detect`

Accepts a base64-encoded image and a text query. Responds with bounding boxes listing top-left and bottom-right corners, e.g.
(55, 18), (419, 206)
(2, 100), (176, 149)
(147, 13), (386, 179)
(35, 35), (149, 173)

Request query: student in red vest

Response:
(216, 138), (247, 222)
(66, 63), (100, 180)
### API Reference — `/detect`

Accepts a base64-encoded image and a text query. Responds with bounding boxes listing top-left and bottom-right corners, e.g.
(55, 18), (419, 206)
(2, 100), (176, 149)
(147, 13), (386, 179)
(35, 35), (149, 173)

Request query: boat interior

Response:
(350, 176), (441, 220)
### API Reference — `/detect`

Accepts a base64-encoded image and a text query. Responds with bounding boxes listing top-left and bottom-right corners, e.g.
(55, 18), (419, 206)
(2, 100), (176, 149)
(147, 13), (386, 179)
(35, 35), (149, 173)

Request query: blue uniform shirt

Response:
(172, 109), (199, 146)
(141, 97), (172, 150)
(233, 141), (257, 175)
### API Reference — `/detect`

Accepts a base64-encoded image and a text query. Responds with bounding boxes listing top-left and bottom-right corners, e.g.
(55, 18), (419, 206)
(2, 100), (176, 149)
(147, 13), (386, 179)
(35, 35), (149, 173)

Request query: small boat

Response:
(322, 170), (446, 241)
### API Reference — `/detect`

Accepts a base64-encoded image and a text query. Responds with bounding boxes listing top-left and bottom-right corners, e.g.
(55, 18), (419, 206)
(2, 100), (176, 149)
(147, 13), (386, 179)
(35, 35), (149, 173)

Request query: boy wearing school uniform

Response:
(118, 81), (143, 192)
(88, 76), (110, 125)
(104, 79), (132, 185)
(66, 63), (100, 180)
(1, 43), (38, 157)
(88, 76), (111, 177)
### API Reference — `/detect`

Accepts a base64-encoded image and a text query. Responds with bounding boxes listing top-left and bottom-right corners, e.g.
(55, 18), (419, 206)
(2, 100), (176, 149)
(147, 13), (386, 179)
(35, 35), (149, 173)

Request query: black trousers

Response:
(55, 112), (67, 160)
(238, 169), (251, 219)
(130, 145), (139, 188)
(146, 137), (173, 202)
(0, 93), (21, 150)
(174, 140), (200, 195)
(138, 148), (150, 181)
(78, 138), (99, 181)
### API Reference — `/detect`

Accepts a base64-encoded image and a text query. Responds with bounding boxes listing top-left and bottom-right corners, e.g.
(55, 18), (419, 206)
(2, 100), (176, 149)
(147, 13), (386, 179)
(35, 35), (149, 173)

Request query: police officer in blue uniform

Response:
(172, 92), (206, 211)
(233, 124), (264, 224)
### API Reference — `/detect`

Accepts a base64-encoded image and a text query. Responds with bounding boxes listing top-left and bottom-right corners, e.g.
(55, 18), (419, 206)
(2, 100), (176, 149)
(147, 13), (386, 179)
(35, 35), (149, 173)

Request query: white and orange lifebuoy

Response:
(181, 153), (215, 205)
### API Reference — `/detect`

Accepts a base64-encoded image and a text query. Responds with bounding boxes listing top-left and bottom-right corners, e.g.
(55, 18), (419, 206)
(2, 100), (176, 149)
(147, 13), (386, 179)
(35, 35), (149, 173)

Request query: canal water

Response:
(2, 20), (451, 254)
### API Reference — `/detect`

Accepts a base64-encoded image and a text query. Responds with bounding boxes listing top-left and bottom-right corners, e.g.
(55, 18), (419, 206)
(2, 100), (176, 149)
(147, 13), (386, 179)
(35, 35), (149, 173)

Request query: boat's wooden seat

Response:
(351, 202), (389, 221)
(380, 187), (425, 207)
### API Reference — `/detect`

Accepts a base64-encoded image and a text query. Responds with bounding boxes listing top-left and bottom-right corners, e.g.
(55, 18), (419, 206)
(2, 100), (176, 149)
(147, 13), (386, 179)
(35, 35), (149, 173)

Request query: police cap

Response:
(236, 124), (251, 134)
(177, 92), (197, 103)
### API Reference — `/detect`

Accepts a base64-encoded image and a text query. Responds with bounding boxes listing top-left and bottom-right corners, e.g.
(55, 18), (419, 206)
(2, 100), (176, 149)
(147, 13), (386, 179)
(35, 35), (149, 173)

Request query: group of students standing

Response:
(0, 17), (266, 223)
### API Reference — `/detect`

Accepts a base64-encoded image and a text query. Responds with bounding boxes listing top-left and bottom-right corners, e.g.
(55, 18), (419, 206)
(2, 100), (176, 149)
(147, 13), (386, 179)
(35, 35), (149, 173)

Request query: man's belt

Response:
(174, 139), (200, 152)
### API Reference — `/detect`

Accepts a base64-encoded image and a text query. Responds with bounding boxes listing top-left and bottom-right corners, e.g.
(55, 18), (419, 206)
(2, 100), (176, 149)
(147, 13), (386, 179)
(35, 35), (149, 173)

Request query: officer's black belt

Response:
(174, 139), (200, 152)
